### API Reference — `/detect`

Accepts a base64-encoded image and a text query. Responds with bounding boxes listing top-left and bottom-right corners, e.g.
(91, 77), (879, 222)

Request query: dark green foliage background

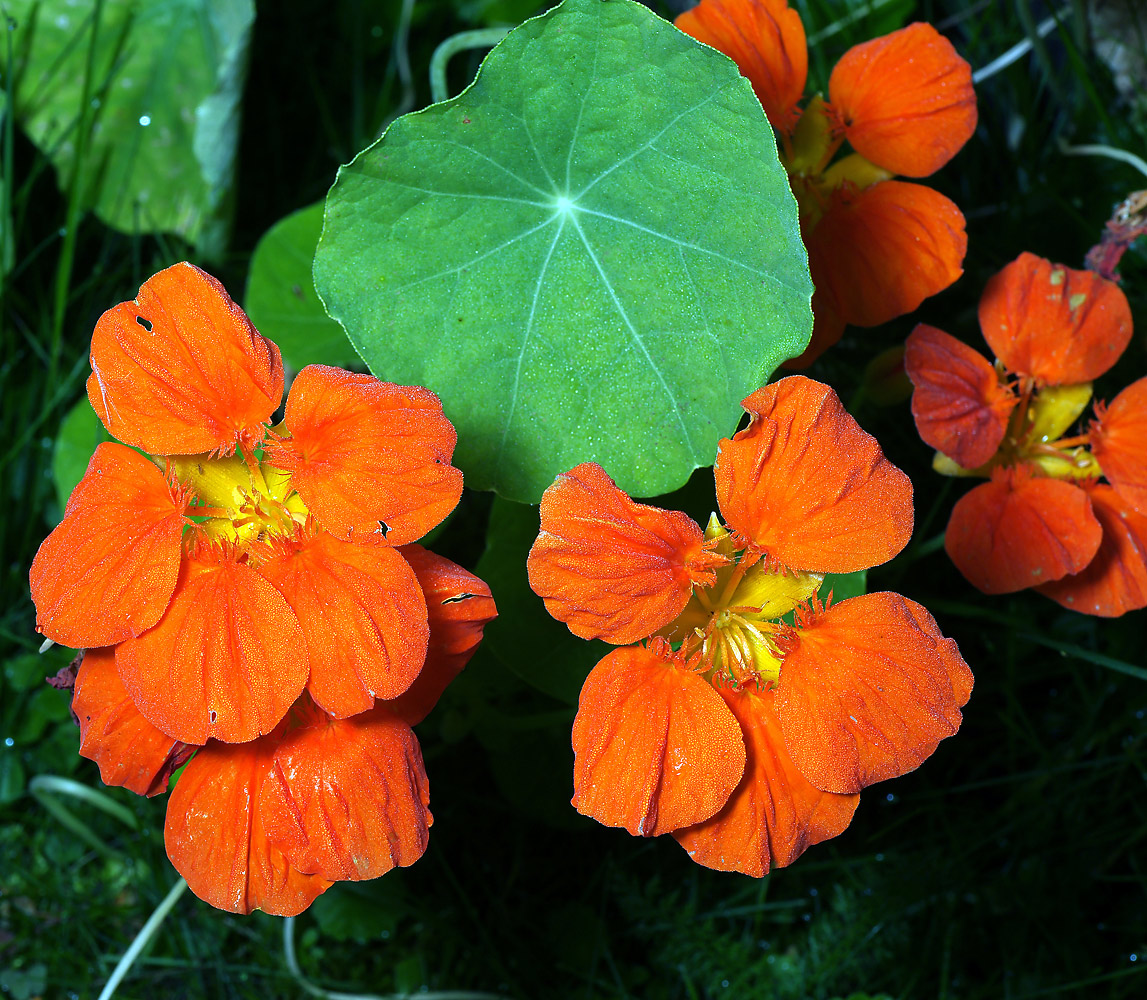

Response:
(2, 1), (1146, 997)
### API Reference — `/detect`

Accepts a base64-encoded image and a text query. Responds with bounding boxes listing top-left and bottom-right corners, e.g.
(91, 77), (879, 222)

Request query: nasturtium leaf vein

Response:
(315, 0), (813, 502)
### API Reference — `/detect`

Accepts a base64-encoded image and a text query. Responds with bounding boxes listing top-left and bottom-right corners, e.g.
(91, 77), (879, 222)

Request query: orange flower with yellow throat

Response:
(676, 0), (977, 364)
(30, 263), (496, 915)
(905, 252), (1147, 616)
(527, 376), (971, 875)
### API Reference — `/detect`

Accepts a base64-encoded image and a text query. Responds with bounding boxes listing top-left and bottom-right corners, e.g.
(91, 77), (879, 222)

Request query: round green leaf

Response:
(1, 0), (254, 253)
(244, 203), (359, 371)
(316, 0), (812, 503)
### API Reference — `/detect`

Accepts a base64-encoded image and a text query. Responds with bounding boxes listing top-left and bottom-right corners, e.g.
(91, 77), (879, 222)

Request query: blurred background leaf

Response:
(243, 201), (359, 371)
(0, 0), (254, 256)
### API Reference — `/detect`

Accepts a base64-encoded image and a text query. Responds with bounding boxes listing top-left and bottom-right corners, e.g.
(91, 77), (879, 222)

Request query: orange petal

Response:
(806, 181), (966, 328)
(978, 253), (1132, 384)
(944, 466), (1103, 594)
(828, 23), (976, 177)
(386, 544), (497, 725)
(30, 442), (187, 648)
(715, 377), (913, 573)
(528, 463), (718, 644)
(259, 532), (428, 718)
(774, 591), (970, 795)
(675, 0), (807, 133)
(673, 684), (858, 876)
(1037, 484), (1147, 616)
(165, 732), (332, 916)
(905, 324), (1017, 469)
(1092, 376), (1147, 512)
(899, 597), (974, 708)
(268, 366), (462, 545)
(87, 263), (283, 456)
(261, 699), (432, 881)
(116, 549), (308, 744)
(572, 644), (746, 837)
(73, 647), (196, 798)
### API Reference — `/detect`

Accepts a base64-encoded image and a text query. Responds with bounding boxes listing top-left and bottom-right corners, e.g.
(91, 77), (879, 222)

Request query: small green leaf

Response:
(310, 878), (409, 943)
(244, 203), (359, 371)
(316, 0), (812, 502)
(819, 569), (867, 604)
(474, 498), (606, 705)
(52, 396), (110, 515)
(1, 0), (254, 252)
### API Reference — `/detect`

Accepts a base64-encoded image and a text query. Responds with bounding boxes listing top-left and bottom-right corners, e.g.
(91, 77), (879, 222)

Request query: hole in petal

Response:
(135, 315), (153, 331)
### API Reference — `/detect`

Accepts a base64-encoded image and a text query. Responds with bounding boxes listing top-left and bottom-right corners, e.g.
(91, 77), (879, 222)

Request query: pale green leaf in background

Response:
(243, 202), (360, 371)
(52, 395), (109, 516)
(0, 0), (254, 255)
(316, 0), (812, 503)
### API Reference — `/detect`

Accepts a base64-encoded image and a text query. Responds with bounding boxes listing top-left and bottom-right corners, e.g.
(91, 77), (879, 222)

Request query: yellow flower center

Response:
(780, 95), (893, 229)
(659, 516), (822, 688)
(173, 445), (309, 548)
(933, 378), (1103, 482)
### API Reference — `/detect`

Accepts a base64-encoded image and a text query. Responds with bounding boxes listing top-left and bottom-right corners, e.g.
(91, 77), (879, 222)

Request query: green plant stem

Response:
(428, 28), (510, 105)
(97, 879), (188, 1000)
(29, 773), (138, 858)
(1058, 141), (1147, 179)
(282, 915), (511, 1000)
(49, 0), (103, 390)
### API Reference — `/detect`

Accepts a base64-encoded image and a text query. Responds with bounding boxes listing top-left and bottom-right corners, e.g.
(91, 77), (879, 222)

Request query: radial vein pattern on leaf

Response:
(315, 0), (812, 503)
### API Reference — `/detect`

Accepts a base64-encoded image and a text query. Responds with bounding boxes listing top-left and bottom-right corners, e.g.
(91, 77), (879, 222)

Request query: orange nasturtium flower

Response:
(905, 252), (1147, 616)
(676, 0), (977, 364)
(526, 377), (972, 875)
(30, 263), (497, 915)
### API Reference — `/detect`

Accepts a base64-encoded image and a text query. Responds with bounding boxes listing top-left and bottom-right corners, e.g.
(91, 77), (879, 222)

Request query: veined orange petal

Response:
(774, 591), (970, 795)
(261, 699), (432, 881)
(899, 597), (974, 707)
(87, 263), (283, 456)
(528, 463), (717, 644)
(269, 366), (462, 545)
(259, 532), (428, 718)
(806, 181), (966, 328)
(905, 323), (1017, 469)
(1037, 484), (1147, 616)
(116, 550), (307, 745)
(675, 0), (807, 133)
(73, 647), (196, 798)
(715, 377), (913, 573)
(387, 545), (497, 725)
(828, 23), (976, 178)
(978, 253), (1132, 384)
(1092, 376), (1147, 512)
(572, 644), (746, 837)
(30, 442), (187, 648)
(673, 684), (859, 876)
(165, 732), (332, 916)
(944, 466), (1103, 594)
